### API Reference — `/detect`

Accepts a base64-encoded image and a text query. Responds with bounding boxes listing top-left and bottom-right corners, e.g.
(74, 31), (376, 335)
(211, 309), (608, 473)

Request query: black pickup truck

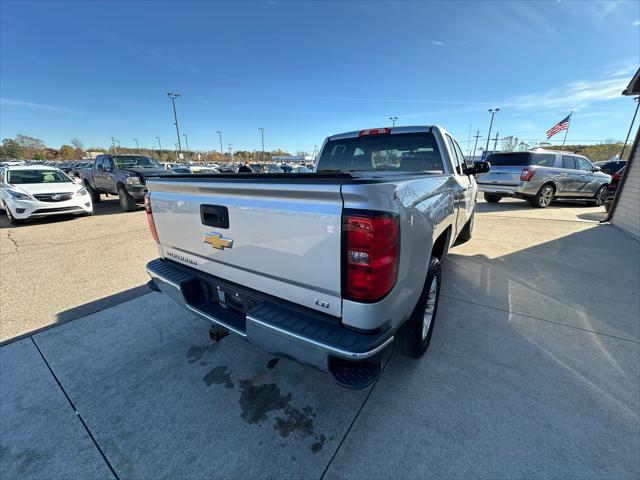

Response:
(80, 154), (169, 211)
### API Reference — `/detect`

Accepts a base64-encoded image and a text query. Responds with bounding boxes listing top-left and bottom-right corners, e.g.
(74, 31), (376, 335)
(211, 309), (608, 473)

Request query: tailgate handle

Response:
(201, 205), (229, 229)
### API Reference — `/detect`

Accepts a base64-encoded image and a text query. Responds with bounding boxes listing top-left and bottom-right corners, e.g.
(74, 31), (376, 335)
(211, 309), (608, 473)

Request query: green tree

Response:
(0, 138), (22, 159)
(59, 144), (75, 160)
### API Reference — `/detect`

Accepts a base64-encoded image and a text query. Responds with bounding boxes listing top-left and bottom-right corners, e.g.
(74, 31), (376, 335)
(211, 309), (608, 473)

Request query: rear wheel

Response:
(395, 256), (441, 359)
(529, 184), (554, 208)
(484, 193), (501, 203)
(591, 185), (608, 207)
(118, 186), (136, 212)
(455, 212), (474, 245)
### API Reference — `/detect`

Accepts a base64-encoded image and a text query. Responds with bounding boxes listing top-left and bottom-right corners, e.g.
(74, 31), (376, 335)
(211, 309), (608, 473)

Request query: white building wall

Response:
(612, 136), (640, 240)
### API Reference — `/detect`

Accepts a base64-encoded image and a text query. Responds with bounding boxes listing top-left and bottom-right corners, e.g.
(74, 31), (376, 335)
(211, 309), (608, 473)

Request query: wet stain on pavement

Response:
(238, 379), (326, 452)
(310, 434), (327, 453)
(267, 358), (280, 370)
(187, 345), (215, 364)
(204, 366), (234, 389)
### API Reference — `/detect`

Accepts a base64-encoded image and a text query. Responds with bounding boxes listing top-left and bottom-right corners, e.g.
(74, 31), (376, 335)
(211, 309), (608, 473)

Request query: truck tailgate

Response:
(147, 178), (343, 317)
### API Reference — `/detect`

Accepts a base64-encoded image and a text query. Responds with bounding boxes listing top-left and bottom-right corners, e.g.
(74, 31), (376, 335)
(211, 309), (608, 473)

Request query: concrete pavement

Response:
(0, 197), (158, 342)
(1, 198), (638, 479)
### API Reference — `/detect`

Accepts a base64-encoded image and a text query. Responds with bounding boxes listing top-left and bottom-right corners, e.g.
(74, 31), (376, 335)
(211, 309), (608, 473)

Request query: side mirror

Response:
(73, 177), (82, 185)
(592, 166), (601, 172)
(466, 161), (490, 175)
(97, 164), (104, 172)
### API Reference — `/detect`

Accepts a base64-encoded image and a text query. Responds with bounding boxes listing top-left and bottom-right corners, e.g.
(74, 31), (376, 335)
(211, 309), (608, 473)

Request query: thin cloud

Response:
(507, 71), (630, 111)
(0, 98), (83, 115)
(431, 40), (446, 46)
(633, 20), (640, 26)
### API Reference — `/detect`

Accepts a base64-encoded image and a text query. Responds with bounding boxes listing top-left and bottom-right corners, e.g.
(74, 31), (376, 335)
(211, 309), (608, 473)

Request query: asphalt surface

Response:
(1, 197), (639, 479)
(0, 196), (158, 343)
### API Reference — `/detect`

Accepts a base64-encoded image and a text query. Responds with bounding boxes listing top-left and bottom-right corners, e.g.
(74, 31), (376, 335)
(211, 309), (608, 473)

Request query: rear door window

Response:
(531, 153), (556, 167)
(562, 155), (577, 170)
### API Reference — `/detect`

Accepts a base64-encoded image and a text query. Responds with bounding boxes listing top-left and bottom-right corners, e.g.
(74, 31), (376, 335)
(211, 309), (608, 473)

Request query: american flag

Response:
(546, 114), (571, 139)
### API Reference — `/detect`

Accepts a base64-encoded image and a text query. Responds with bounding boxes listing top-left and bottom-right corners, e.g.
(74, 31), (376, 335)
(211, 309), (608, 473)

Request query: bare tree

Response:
(15, 134), (45, 159)
(71, 137), (84, 149)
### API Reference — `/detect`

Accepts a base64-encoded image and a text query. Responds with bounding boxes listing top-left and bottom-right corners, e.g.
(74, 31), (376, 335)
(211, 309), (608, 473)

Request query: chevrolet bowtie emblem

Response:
(203, 232), (233, 250)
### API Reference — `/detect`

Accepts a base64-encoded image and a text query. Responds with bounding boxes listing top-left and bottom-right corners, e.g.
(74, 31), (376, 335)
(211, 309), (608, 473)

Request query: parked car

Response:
(80, 154), (169, 211)
(477, 150), (611, 208)
(0, 165), (92, 224)
(604, 166), (625, 213)
(171, 165), (220, 174)
(144, 125), (489, 388)
(594, 159), (626, 175)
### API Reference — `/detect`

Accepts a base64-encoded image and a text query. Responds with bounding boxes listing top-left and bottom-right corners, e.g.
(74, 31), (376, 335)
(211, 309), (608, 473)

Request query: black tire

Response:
(395, 256), (442, 359)
(6, 207), (24, 225)
(591, 185), (608, 207)
(484, 193), (501, 203)
(86, 182), (101, 203)
(455, 212), (474, 245)
(529, 183), (555, 208)
(118, 186), (136, 212)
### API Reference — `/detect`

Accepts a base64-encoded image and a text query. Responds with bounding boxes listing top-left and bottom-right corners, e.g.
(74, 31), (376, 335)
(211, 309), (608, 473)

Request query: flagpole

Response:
(562, 111), (573, 147)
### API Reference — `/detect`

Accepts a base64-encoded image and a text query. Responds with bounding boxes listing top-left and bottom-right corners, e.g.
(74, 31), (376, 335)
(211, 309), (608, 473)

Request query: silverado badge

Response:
(203, 232), (233, 250)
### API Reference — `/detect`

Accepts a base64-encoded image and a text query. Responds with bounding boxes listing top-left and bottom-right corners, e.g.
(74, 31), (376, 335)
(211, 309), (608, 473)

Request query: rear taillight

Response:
(343, 210), (399, 302)
(520, 168), (535, 181)
(358, 128), (391, 137)
(144, 193), (159, 243)
(612, 173), (621, 181)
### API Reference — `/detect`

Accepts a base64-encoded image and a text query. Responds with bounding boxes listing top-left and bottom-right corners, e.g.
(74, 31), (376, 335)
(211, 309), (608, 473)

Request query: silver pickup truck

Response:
(144, 126), (489, 388)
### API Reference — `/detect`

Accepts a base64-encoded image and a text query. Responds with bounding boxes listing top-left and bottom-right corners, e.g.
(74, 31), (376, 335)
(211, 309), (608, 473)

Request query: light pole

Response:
(182, 134), (189, 152)
(258, 128), (265, 163)
(620, 96), (640, 160)
(133, 138), (139, 151)
(485, 108), (499, 152)
(111, 137), (117, 153)
(228, 144), (234, 162)
(472, 130), (483, 161)
(167, 92), (182, 151)
(156, 136), (162, 160)
(492, 131), (499, 152)
(217, 131), (223, 162)
(389, 116), (397, 127)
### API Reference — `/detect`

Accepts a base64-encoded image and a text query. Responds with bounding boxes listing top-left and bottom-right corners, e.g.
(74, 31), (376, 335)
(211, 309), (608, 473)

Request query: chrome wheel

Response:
(539, 186), (553, 207)
(422, 276), (439, 340)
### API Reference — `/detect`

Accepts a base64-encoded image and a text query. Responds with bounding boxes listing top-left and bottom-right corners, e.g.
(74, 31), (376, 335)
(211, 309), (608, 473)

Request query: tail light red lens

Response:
(343, 210), (399, 302)
(520, 168), (535, 181)
(144, 193), (159, 243)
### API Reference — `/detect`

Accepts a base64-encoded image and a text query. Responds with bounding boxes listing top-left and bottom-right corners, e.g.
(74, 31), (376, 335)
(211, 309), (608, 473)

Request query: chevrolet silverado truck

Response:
(81, 154), (168, 211)
(144, 126), (489, 388)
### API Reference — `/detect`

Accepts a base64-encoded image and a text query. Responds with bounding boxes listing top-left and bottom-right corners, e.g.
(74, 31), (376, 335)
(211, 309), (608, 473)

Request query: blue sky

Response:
(1, 0), (638, 153)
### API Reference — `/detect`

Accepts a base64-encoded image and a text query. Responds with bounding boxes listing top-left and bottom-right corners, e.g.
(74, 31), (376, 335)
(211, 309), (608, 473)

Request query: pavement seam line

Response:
(319, 352), (395, 480)
(441, 294), (640, 344)
(30, 337), (121, 480)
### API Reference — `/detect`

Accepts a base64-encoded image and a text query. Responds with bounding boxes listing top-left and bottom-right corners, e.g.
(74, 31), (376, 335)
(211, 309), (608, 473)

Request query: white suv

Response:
(0, 165), (93, 225)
